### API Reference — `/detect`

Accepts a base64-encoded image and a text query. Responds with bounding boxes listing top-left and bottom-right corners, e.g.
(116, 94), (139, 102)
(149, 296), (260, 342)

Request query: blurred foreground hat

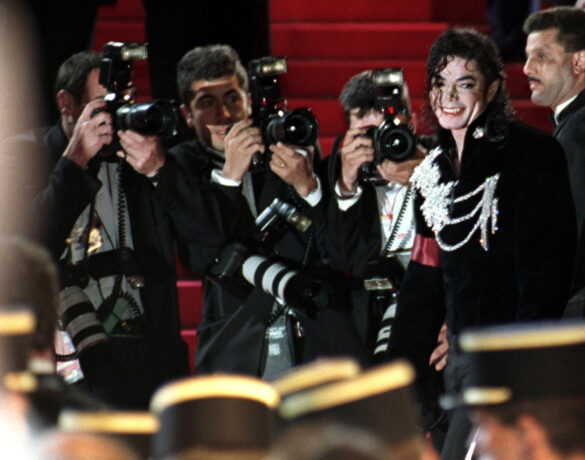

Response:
(150, 374), (280, 458)
(0, 307), (36, 391)
(278, 360), (422, 446)
(440, 320), (585, 409)
(58, 410), (157, 458)
(273, 358), (361, 399)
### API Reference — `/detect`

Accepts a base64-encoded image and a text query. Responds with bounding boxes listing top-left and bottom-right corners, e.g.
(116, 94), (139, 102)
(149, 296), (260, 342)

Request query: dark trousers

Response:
(441, 334), (472, 460)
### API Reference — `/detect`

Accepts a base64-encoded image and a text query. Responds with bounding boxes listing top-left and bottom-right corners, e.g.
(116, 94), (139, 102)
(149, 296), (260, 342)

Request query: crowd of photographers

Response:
(1, 2), (585, 459)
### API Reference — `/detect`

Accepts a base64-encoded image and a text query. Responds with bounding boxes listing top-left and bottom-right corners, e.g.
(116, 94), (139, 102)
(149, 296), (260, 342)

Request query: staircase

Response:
(271, 0), (551, 155)
(94, 0), (552, 373)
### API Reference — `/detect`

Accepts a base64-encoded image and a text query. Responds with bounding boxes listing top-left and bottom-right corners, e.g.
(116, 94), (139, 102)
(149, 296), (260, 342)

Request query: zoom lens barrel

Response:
(115, 100), (178, 137)
(376, 121), (416, 163)
(59, 287), (108, 355)
(264, 108), (319, 146)
(241, 255), (321, 314)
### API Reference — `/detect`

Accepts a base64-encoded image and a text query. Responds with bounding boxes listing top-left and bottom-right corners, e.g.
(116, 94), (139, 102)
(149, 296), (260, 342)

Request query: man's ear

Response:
(179, 104), (192, 127)
(486, 79), (500, 104)
(573, 49), (585, 74)
(56, 89), (76, 122)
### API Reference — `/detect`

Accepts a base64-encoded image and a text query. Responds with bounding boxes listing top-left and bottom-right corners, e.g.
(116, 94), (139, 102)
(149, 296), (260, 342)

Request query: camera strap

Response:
(381, 185), (412, 257)
(261, 301), (296, 381)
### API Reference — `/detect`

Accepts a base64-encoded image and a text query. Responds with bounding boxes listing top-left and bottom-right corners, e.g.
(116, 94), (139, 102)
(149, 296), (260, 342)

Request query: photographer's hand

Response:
(63, 100), (113, 169)
(339, 127), (374, 193)
(269, 142), (317, 196)
(429, 323), (448, 371)
(117, 130), (165, 181)
(222, 119), (265, 182)
(376, 144), (427, 185)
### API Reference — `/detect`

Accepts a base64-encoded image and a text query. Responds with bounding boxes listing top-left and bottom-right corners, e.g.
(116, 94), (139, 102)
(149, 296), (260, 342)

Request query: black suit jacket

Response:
(170, 139), (368, 376)
(553, 89), (585, 237)
(386, 116), (577, 387)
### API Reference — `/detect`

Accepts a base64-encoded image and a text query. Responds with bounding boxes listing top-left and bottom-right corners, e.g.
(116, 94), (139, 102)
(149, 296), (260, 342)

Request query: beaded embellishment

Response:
(411, 147), (500, 252)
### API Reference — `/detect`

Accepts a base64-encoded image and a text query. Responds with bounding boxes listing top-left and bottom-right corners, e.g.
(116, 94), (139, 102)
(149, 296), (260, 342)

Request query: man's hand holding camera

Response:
(222, 119), (265, 182)
(269, 142), (317, 197)
(339, 127), (375, 194)
(117, 130), (165, 179)
(376, 146), (426, 186)
(63, 99), (114, 169)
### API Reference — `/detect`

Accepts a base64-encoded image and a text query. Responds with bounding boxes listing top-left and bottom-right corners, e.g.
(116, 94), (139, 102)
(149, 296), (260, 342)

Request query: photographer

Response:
(325, 70), (436, 360)
(0, 49), (234, 409)
(170, 44), (367, 380)
(324, 70), (447, 450)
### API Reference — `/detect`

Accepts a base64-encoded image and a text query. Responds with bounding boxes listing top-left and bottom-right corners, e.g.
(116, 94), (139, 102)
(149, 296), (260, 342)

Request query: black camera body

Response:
(248, 56), (319, 168)
(360, 68), (417, 181)
(96, 42), (179, 154)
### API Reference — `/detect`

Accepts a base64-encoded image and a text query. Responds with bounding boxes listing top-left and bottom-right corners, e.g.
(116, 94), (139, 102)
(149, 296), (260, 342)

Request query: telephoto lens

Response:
(375, 120), (416, 163)
(115, 100), (179, 137)
(241, 255), (324, 316)
(264, 108), (319, 146)
(58, 287), (108, 355)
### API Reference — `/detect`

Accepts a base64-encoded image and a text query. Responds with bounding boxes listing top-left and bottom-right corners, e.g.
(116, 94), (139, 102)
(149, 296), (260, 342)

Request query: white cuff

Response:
(335, 180), (362, 211)
(300, 175), (323, 207)
(211, 168), (242, 187)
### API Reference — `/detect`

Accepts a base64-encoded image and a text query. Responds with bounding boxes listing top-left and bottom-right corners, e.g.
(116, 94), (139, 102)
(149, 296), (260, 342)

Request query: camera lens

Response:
(265, 108), (319, 146)
(376, 122), (416, 163)
(116, 100), (178, 137)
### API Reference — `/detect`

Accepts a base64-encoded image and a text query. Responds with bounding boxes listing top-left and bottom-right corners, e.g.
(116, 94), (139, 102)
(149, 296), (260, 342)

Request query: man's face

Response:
(181, 75), (249, 151)
(471, 410), (526, 460)
(71, 68), (107, 122)
(348, 108), (384, 129)
(430, 56), (497, 137)
(524, 28), (579, 110)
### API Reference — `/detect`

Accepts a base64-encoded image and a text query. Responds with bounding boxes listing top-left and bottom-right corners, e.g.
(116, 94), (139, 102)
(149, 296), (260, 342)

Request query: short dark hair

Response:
(0, 237), (59, 352)
(54, 50), (102, 103)
(176, 44), (248, 106)
(339, 70), (376, 123)
(523, 6), (585, 53)
(339, 70), (412, 125)
(425, 28), (513, 143)
(485, 396), (585, 456)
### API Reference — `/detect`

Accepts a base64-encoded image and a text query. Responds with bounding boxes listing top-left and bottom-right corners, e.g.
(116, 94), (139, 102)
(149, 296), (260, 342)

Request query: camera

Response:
(96, 42), (179, 154)
(248, 56), (319, 168)
(208, 242), (327, 317)
(206, 197), (324, 316)
(59, 286), (108, 355)
(363, 256), (406, 293)
(256, 197), (312, 234)
(360, 68), (417, 181)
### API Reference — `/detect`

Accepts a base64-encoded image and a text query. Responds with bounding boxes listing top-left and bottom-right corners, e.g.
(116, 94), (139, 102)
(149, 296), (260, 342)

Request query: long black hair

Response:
(423, 28), (514, 150)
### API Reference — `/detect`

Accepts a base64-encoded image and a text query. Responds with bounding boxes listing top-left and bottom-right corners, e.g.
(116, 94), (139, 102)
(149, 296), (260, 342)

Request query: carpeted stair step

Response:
(432, 0), (487, 24)
(177, 279), (204, 328)
(280, 59), (428, 99)
(272, 22), (449, 59)
(271, 0), (433, 23)
(281, 60), (531, 100)
(180, 329), (197, 374)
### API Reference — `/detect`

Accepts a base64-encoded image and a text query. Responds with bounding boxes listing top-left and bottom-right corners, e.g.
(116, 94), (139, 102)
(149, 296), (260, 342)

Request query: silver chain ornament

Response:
(411, 147), (500, 252)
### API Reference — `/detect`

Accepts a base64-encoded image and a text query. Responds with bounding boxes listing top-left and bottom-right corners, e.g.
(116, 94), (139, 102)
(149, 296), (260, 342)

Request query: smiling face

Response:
(180, 74), (249, 151)
(523, 28), (581, 111)
(430, 56), (498, 151)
